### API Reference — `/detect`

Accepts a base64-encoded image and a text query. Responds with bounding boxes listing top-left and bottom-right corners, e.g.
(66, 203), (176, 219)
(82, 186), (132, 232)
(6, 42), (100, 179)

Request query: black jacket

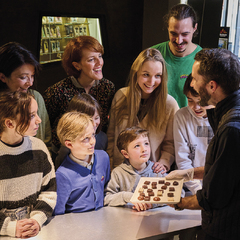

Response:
(196, 89), (240, 239)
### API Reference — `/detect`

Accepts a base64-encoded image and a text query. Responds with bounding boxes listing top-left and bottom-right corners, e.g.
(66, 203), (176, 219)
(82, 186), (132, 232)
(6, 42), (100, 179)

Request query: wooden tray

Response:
(130, 177), (183, 204)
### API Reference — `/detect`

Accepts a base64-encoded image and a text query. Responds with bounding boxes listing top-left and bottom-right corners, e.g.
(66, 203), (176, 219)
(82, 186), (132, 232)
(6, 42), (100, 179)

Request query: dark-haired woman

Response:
(0, 42), (52, 151)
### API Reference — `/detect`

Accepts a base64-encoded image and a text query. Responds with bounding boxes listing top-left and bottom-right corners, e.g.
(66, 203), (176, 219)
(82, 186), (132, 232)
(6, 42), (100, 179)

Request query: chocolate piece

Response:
(169, 187), (175, 191)
(144, 181), (150, 185)
(173, 181), (179, 186)
(165, 182), (171, 186)
(158, 180), (165, 184)
(144, 196), (150, 201)
(138, 196), (144, 201)
(152, 185), (157, 189)
(168, 193), (174, 197)
(142, 185), (148, 189)
(140, 192), (145, 197)
(161, 185), (167, 190)
(147, 189), (153, 192)
(168, 197), (174, 202)
(138, 188), (144, 193)
(151, 182), (157, 185)
(153, 197), (160, 201)
(148, 192), (154, 196)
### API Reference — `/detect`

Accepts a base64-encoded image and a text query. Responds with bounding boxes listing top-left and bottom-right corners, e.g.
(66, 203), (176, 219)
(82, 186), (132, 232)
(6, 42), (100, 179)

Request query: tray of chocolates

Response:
(130, 177), (183, 204)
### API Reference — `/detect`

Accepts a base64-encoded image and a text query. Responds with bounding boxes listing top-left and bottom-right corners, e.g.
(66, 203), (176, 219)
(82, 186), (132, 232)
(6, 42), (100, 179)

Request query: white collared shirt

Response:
(69, 153), (94, 171)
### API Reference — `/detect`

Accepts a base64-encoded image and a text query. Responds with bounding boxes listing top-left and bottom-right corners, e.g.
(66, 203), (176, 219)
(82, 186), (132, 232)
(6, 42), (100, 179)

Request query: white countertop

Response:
(0, 205), (201, 240)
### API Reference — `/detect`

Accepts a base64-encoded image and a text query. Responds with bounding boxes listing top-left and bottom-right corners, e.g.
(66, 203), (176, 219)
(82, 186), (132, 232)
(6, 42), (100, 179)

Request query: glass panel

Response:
(226, 0), (238, 52)
(39, 16), (102, 64)
(220, 0), (228, 26)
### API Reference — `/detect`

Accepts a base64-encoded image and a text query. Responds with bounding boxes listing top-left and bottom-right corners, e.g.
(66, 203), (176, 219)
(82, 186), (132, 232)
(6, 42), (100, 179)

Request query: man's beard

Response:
(173, 41), (187, 53)
(199, 85), (211, 106)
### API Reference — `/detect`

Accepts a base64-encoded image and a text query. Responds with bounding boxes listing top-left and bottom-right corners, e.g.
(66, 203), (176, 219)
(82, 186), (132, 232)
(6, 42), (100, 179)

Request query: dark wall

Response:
(0, 0), (223, 95)
(143, 0), (223, 49)
(188, 0), (223, 48)
(142, 0), (180, 49)
(0, 0), (144, 94)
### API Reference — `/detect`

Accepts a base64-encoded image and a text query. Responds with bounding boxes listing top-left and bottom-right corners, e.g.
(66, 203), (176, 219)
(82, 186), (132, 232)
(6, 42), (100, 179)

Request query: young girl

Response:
(55, 93), (108, 169)
(107, 48), (179, 171)
(0, 42), (52, 151)
(0, 91), (56, 238)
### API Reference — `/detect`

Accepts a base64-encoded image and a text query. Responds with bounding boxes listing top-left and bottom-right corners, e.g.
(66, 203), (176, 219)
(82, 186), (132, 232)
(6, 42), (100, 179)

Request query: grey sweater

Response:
(104, 160), (165, 207)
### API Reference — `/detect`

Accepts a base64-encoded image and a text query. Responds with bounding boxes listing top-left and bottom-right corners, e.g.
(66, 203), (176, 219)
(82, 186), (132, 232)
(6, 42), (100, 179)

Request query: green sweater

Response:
(152, 41), (202, 108)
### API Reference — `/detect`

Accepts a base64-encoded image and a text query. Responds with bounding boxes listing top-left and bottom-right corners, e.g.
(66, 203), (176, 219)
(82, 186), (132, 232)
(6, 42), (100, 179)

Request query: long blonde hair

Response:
(114, 48), (168, 130)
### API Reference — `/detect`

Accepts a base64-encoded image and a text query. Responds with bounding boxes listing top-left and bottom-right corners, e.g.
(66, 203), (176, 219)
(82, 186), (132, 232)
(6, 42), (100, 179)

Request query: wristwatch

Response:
(174, 198), (184, 211)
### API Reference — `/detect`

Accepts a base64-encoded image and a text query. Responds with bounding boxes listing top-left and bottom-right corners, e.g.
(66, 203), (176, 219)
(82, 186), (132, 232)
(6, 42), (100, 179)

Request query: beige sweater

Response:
(107, 87), (179, 170)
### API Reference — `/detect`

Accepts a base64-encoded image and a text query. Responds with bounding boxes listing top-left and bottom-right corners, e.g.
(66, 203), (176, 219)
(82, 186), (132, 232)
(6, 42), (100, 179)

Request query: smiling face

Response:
(0, 64), (35, 92)
(187, 92), (209, 118)
(137, 60), (162, 99)
(75, 48), (104, 83)
(121, 135), (150, 169)
(168, 17), (197, 57)
(24, 98), (42, 136)
(70, 122), (96, 160)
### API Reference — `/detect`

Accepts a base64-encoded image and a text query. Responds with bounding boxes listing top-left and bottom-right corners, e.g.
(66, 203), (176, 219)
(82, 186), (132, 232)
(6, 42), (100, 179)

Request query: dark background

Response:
(0, 0), (223, 95)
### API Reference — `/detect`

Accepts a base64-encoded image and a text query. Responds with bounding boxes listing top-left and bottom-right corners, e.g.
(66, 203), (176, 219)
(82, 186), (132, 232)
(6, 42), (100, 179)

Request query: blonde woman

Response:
(107, 48), (179, 172)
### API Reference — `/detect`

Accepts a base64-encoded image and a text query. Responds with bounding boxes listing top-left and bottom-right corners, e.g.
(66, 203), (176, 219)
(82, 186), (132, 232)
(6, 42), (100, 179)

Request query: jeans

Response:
(1, 206), (30, 221)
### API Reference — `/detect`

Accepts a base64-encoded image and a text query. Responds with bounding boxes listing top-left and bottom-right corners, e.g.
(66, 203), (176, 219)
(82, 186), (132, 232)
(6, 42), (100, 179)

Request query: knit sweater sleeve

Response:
(104, 170), (133, 206)
(158, 95), (179, 169)
(0, 137), (56, 237)
(197, 126), (240, 210)
(174, 108), (194, 170)
(173, 108), (202, 195)
(0, 214), (17, 237)
(107, 89), (126, 169)
(30, 138), (57, 227)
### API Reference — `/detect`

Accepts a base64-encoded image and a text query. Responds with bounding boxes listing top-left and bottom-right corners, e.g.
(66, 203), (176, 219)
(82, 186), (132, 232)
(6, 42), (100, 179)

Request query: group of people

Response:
(0, 3), (239, 240)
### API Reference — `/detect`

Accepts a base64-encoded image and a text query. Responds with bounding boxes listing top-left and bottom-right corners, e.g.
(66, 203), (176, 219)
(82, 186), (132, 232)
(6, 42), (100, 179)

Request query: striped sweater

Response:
(0, 136), (57, 237)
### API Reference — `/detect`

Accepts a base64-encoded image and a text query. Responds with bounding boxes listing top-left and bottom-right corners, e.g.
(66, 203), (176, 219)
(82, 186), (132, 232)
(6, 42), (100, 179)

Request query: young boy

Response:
(173, 74), (214, 197)
(104, 126), (165, 211)
(53, 112), (110, 215)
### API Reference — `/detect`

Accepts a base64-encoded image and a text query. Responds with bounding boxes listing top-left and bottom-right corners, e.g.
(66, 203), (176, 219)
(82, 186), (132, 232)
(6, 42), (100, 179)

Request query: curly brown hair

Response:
(62, 36), (104, 78)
